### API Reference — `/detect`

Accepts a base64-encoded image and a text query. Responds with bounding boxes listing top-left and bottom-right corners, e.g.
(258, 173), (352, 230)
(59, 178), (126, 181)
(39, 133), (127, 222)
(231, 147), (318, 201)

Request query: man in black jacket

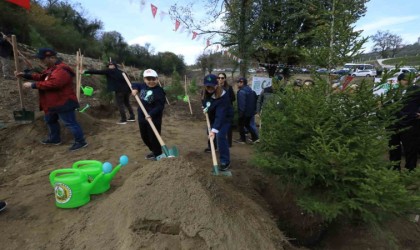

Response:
(84, 62), (135, 124)
(389, 73), (420, 171)
(0, 34), (13, 79)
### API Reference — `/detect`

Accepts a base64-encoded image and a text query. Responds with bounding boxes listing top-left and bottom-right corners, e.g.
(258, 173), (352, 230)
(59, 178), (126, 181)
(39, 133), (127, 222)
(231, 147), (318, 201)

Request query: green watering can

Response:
(49, 168), (105, 209)
(72, 155), (129, 195)
(81, 85), (94, 96)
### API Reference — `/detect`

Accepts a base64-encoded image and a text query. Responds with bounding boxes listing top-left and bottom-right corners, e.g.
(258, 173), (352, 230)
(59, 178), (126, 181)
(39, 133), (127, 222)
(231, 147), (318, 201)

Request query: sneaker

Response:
(220, 162), (230, 171)
(69, 142), (88, 151)
(234, 138), (246, 144)
(249, 138), (260, 144)
(0, 200), (7, 212)
(127, 117), (136, 122)
(117, 120), (127, 124)
(145, 152), (156, 160)
(41, 139), (62, 145)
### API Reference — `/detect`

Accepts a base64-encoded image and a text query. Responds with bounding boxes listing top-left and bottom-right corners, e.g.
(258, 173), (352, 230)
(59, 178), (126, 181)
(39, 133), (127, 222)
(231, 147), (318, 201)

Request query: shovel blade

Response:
(13, 110), (35, 122)
(155, 145), (179, 160)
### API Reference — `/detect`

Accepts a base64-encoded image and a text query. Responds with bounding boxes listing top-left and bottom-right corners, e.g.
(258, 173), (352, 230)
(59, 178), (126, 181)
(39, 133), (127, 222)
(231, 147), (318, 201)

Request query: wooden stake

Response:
(184, 75), (193, 115)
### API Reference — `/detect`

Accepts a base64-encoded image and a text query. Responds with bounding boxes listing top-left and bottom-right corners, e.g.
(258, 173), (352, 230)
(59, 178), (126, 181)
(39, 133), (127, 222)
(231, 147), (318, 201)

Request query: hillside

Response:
(0, 50), (420, 249)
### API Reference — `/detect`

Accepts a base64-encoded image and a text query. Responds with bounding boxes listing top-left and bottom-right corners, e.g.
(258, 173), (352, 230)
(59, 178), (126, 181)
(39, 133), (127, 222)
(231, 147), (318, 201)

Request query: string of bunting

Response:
(133, 0), (309, 68)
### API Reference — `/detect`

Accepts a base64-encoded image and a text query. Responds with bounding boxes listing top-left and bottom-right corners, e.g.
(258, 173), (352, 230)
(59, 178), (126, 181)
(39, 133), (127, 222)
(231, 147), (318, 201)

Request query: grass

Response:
(382, 56), (420, 68)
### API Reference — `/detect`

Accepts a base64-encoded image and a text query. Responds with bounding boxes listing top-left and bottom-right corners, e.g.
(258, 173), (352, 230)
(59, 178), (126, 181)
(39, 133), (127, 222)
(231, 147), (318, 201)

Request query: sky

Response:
(74, 0), (420, 65)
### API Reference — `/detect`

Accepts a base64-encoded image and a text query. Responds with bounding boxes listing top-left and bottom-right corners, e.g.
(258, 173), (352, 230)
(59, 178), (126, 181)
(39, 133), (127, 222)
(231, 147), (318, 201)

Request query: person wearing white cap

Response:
(131, 69), (166, 160)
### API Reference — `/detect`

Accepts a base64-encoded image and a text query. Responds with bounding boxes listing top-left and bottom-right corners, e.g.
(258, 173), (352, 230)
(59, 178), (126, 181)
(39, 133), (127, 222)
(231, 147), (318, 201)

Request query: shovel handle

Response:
(122, 72), (166, 147)
(11, 35), (24, 109)
(205, 113), (219, 171)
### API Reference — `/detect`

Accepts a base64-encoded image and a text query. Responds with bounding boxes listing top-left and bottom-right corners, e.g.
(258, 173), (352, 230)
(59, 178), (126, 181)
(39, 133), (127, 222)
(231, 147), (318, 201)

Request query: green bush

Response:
(254, 80), (420, 224)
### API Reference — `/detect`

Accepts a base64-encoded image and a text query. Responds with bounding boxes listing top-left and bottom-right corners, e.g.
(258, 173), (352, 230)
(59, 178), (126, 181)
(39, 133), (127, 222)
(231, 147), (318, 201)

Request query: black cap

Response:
(397, 73), (408, 81)
(237, 77), (248, 85)
(35, 48), (57, 59)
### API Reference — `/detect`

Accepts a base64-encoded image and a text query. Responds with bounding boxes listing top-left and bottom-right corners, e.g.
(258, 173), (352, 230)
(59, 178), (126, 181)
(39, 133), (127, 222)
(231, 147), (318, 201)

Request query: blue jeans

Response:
(216, 122), (231, 164)
(44, 110), (85, 143)
(244, 115), (259, 137)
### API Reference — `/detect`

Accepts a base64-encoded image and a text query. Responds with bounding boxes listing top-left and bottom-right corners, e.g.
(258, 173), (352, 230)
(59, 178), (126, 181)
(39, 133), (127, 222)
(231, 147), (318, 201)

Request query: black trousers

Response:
(389, 125), (420, 171)
(139, 119), (162, 156)
(238, 115), (258, 141)
(115, 92), (134, 121)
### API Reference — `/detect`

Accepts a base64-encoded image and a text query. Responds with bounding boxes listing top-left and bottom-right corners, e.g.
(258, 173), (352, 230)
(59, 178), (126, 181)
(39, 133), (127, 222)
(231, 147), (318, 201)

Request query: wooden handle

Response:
(11, 35), (24, 109)
(122, 72), (166, 147)
(205, 113), (218, 167)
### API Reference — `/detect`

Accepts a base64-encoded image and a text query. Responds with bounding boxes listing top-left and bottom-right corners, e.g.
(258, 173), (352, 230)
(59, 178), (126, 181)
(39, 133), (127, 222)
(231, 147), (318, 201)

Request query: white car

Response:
(351, 69), (376, 77)
(248, 68), (256, 73)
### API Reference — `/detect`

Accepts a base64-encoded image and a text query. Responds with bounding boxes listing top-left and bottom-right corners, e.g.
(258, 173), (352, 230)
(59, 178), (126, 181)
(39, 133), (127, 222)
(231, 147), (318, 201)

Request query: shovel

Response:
(122, 73), (179, 160)
(11, 35), (34, 123)
(204, 102), (232, 177)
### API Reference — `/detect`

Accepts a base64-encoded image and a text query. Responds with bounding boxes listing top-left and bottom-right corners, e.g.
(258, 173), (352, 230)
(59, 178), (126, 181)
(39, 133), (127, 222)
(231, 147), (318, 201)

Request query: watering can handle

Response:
(72, 160), (101, 169)
(49, 169), (82, 187)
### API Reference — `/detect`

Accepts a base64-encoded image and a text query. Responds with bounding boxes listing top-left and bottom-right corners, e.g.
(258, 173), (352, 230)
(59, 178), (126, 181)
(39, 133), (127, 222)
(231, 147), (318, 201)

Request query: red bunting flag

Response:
(175, 20), (181, 32)
(151, 4), (158, 18)
(192, 31), (198, 40)
(6, 0), (30, 9)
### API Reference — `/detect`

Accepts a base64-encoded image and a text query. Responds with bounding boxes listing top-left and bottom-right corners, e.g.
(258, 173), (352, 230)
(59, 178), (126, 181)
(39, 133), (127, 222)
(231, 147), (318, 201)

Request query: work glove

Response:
(81, 70), (91, 76)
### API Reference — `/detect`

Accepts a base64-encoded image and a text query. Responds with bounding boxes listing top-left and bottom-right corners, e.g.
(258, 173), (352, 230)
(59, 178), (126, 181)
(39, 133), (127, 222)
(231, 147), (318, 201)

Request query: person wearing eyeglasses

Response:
(84, 61), (135, 124)
(217, 73), (235, 147)
(131, 69), (166, 161)
(202, 74), (234, 171)
(235, 77), (259, 144)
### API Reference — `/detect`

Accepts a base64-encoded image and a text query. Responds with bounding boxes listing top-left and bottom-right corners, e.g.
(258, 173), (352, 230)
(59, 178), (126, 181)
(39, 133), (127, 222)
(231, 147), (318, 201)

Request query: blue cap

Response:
(237, 77), (248, 85)
(35, 48), (57, 59)
(203, 74), (218, 86)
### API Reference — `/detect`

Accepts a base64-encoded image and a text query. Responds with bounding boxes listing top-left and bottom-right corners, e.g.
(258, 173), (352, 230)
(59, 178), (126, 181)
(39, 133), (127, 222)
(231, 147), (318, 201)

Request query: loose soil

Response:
(0, 57), (419, 249)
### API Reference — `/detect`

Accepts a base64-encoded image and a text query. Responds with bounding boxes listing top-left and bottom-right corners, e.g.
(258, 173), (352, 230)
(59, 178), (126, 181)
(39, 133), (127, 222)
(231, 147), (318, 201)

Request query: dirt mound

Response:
(0, 110), (293, 250)
(56, 157), (287, 249)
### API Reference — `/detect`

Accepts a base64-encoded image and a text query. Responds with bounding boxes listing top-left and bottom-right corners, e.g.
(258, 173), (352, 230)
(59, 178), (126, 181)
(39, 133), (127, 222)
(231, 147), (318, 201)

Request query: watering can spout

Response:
(105, 155), (129, 182)
(85, 172), (105, 194)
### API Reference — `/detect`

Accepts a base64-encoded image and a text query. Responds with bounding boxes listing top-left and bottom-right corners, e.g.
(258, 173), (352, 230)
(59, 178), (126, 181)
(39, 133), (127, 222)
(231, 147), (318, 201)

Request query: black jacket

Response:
(131, 82), (166, 123)
(0, 37), (12, 58)
(84, 67), (130, 93)
(395, 85), (420, 129)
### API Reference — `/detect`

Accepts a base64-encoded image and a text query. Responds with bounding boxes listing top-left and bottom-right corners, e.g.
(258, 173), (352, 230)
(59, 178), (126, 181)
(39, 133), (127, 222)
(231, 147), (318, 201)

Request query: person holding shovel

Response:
(202, 74), (234, 171)
(84, 61), (135, 124)
(16, 48), (88, 151)
(0, 33), (13, 79)
(131, 69), (166, 160)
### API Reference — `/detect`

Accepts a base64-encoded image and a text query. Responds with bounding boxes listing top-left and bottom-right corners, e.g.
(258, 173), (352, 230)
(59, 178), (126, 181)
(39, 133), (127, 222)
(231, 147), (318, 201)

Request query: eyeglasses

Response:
(237, 81), (244, 83)
(145, 77), (157, 81)
(217, 77), (225, 79)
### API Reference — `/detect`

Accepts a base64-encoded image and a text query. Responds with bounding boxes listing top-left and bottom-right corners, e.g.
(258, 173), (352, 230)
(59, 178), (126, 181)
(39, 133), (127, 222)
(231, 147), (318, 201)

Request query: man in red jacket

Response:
(16, 48), (88, 151)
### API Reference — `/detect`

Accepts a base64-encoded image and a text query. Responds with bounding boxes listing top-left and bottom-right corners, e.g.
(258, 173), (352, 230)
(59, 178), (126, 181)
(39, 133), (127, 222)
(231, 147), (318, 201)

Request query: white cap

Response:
(143, 69), (158, 77)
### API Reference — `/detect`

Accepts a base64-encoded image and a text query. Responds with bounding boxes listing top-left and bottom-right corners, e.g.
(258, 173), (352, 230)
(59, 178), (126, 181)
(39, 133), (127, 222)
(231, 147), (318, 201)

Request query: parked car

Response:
(334, 69), (350, 76)
(351, 69), (376, 77)
(248, 68), (256, 73)
(315, 68), (328, 74)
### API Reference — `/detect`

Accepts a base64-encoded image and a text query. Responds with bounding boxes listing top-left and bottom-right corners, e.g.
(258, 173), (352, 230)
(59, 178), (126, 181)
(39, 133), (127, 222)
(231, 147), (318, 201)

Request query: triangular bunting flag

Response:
(160, 11), (168, 21)
(192, 31), (198, 40)
(6, 0), (30, 9)
(206, 39), (211, 47)
(140, 0), (146, 12)
(175, 20), (181, 32)
(151, 4), (158, 18)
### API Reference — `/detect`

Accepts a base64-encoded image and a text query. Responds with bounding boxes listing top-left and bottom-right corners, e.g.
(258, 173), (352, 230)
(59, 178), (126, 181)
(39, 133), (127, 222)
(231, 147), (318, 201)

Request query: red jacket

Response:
(30, 61), (79, 114)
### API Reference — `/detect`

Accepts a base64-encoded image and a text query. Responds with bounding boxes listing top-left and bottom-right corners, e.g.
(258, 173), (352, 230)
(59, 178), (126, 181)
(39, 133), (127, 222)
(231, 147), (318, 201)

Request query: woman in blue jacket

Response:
(202, 74), (234, 171)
